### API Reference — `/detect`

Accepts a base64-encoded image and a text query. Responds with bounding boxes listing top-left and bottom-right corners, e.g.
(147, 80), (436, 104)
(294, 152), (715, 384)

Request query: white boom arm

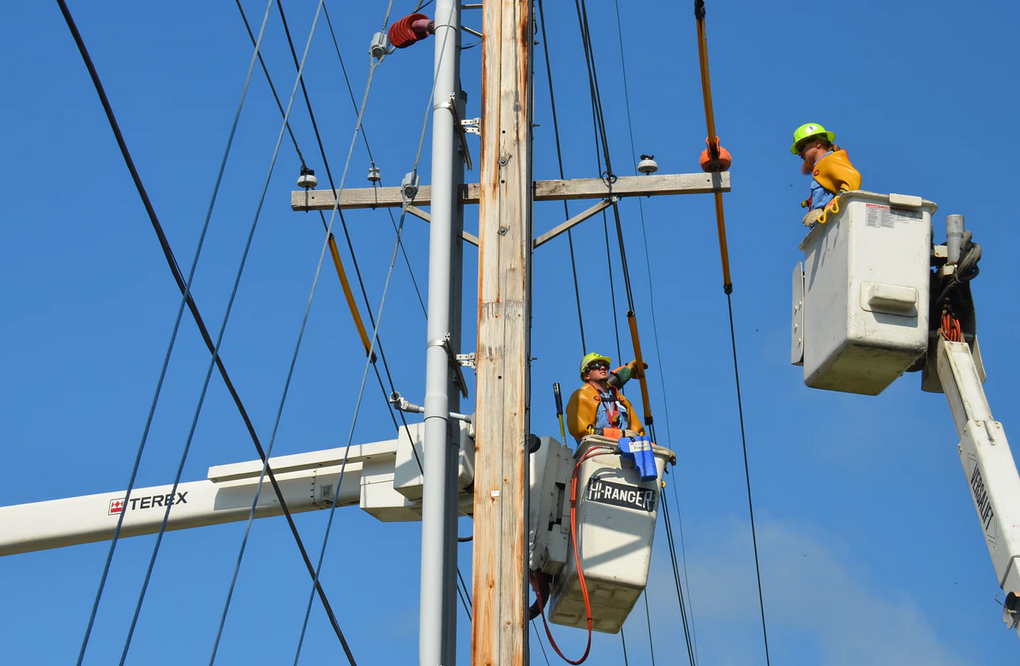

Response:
(0, 421), (476, 557)
(937, 338), (1020, 633)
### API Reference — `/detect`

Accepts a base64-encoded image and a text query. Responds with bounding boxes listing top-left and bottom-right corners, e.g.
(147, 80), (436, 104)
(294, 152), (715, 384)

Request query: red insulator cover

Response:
(389, 13), (432, 49)
(700, 137), (732, 172)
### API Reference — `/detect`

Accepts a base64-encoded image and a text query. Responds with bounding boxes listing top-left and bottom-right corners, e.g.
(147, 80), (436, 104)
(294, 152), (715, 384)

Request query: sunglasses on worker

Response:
(586, 362), (609, 371)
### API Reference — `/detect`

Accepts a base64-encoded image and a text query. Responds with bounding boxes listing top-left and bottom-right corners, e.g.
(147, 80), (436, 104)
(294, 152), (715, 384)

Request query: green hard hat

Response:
(579, 352), (611, 379)
(790, 123), (836, 154)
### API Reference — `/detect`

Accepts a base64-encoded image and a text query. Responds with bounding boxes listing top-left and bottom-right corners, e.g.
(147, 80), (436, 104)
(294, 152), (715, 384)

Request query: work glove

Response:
(626, 359), (649, 379)
(802, 208), (823, 227)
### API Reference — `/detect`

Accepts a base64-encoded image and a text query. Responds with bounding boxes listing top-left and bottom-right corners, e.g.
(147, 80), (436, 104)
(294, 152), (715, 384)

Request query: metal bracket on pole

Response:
(436, 93), (474, 171)
(429, 333), (470, 398)
(461, 117), (481, 135)
(389, 391), (473, 423)
(456, 353), (476, 369)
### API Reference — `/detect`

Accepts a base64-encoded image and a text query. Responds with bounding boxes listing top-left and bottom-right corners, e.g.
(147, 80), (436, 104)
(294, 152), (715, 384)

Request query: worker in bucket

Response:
(791, 123), (861, 227)
(566, 352), (646, 443)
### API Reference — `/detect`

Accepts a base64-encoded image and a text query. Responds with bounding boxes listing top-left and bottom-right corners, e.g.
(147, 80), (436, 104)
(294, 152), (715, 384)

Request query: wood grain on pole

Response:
(471, 0), (530, 664)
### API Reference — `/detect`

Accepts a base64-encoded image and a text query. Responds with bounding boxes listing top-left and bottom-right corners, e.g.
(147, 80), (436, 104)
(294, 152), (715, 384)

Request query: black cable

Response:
(601, 210), (623, 361)
(573, 0), (638, 319)
(276, 0), (338, 191)
(661, 489), (697, 666)
(322, 4), (427, 319)
(531, 623), (553, 666)
(669, 473), (698, 661)
(456, 568), (472, 620)
(573, 0), (615, 178)
(56, 1), (356, 660)
(322, 2), (375, 163)
(266, 0), (429, 476)
(536, 0), (587, 355)
(620, 626), (630, 666)
(726, 293), (772, 666)
(643, 590), (657, 666)
(234, 0), (306, 166)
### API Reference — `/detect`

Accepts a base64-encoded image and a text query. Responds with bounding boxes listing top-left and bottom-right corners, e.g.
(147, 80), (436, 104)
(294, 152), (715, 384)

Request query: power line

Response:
(661, 489), (698, 666)
(261, 0), (430, 480)
(287, 1), (402, 660)
(609, 0), (698, 656)
(535, 0), (587, 356)
(643, 591), (657, 666)
(52, 1), (357, 662)
(118, 5), (339, 665)
(320, 2), (428, 318)
(726, 293), (771, 666)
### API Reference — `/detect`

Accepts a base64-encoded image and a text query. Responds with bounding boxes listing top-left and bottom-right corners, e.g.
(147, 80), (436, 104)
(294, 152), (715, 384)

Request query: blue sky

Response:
(1, 1), (1019, 665)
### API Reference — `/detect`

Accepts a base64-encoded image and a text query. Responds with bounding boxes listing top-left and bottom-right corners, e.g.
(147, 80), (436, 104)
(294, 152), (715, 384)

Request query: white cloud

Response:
(639, 517), (968, 666)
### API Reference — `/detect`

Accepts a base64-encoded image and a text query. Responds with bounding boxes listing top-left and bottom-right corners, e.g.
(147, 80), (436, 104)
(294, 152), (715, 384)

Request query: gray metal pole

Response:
(420, 0), (462, 664)
(946, 214), (965, 264)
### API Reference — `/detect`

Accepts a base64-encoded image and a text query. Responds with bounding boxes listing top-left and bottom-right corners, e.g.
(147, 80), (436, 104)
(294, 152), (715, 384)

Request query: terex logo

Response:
(107, 492), (189, 516)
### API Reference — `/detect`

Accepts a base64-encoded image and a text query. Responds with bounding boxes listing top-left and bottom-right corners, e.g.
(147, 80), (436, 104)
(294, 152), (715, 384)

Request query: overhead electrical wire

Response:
(572, 0), (660, 432)
(283, 0), (409, 661)
(286, 3), (479, 657)
(568, 2), (708, 663)
(320, 4), (428, 319)
(532, 624), (553, 666)
(258, 0), (431, 482)
(456, 567), (473, 619)
(724, 296), (771, 666)
(206, 5), (362, 660)
(536, 0), (588, 357)
(318, 2), (479, 624)
(114, 5), (340, 665)
(691, 2), (771, 664)
(661, 491), (698, 666)
(608, 0), (699, 656)
(53, 2), (349, 663)
(643, 592), (657, 666)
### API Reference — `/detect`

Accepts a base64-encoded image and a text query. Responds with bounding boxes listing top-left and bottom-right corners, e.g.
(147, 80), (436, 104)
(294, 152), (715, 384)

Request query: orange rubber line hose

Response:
(696, 3), (733, 293)
(626, 312), (653, 426)
(328, 233), (374, 360)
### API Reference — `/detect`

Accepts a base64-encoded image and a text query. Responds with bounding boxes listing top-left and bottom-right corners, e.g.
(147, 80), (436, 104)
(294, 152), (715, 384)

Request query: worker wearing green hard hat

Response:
(790, 123), (836, 154)
(791, 122), (862, 227)
(566, 352), (646, 443)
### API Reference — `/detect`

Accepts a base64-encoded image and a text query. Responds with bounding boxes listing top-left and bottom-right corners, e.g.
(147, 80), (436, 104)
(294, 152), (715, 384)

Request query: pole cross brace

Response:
(429, 333), (470, 398)
(533, 197), (617, 249)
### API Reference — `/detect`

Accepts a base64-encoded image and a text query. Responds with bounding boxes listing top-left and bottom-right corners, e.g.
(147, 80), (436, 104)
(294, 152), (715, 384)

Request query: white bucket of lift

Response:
(547, 436), (674, 634)
(793, 191), (936, 395)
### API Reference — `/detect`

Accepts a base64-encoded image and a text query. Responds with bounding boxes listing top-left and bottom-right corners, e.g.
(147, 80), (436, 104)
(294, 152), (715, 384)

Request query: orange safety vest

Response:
(565, 382), (645, 443)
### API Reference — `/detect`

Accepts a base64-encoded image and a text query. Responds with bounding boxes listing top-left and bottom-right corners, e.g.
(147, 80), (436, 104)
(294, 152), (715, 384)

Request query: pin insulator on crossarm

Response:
(297, 165), (318, 189)
(388, 13), (435, 49)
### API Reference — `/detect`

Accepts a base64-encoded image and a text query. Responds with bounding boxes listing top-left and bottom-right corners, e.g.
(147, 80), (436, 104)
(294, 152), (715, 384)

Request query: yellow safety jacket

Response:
(566, 382), (645, 443)
(802, 149), (862, 208)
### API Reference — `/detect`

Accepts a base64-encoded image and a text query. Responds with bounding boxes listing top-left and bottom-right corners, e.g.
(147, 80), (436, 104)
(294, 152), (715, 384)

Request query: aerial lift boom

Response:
(936, 338), (1020, 633)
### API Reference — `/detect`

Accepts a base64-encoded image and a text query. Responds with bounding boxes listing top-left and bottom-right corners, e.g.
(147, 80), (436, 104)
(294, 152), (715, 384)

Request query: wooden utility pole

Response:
(471, 0), (532, 664)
